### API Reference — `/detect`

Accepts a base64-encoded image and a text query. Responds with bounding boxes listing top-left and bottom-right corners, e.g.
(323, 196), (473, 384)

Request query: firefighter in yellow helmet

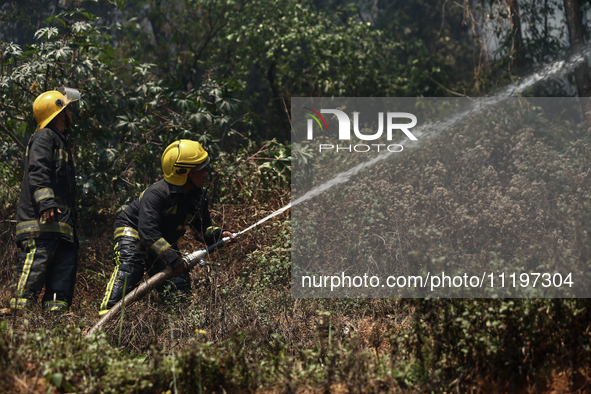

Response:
(99, 140), (234, 316)
(10, 87), (81, 313)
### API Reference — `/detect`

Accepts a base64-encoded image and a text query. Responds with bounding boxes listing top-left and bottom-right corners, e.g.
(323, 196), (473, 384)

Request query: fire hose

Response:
(86, 202), (292, 336)
(86, 235), (233, 337)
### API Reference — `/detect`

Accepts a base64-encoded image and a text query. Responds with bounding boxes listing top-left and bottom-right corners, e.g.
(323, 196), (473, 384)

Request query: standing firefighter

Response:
(10, 87), (81, 313)
(99, 140), (234, 316)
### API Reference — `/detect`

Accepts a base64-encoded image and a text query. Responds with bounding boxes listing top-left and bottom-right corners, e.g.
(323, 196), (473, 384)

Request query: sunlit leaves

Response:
(132, 63), (156, 76)
(1, 42), (23, 57)
(34, 27), (59, 40)
(46, 44), (73, 61)
(72, 22), (92, 33)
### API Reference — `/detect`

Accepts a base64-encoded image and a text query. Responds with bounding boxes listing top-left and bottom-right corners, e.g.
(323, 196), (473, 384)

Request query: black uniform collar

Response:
(165, 181), (203, 196)
(46, 124), (68, 141)
(167, 182), (184, 195)
(165, 181), (203, 207)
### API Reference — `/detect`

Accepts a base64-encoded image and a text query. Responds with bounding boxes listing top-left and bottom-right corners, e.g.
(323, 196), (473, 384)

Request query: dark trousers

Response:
(99, 236), (189, 316)
(10, 238), (78, 312)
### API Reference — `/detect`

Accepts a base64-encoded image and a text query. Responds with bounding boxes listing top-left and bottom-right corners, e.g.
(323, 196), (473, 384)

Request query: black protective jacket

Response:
(16, 125), (77, 245)
(114, 179), (224, 266)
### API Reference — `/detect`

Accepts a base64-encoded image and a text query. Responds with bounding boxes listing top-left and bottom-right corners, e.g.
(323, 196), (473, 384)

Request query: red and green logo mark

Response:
(303, 107), (328, 138)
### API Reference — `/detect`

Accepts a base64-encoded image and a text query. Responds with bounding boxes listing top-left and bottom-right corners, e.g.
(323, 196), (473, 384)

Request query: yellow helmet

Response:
(162, 140), (209, 186)
(33, 87), (80, 131)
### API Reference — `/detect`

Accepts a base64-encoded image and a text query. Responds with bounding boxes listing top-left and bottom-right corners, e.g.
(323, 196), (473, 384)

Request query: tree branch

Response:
(0, 180), (17, 196)
(0, 122), (26, 152)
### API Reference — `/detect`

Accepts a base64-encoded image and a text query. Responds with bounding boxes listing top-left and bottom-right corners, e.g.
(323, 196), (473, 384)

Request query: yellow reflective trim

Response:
(42, 300), (69, 312)
(99, 242), (121, 315)
(52, 149), (68, 162)
(151, 237), (171, 255)
(16, 239), (36, 298)
(33, 187), (55, 202)
(204, 226), (220, 238)
(10, 298), (30, 310)
(138, 188), (148, 202)
(164, 205), (177, 216)
(114, 227), (139, 239)
(16, 220), (73, 237)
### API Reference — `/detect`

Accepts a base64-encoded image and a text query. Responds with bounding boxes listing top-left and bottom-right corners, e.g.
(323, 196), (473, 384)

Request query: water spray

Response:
(87, 47), (591, 336)
(287, 45), (591, 213)
(233, 202), (292, 236)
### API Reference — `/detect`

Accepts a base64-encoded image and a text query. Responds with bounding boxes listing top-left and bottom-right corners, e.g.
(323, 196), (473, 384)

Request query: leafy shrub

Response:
(0, 10), (251, 214)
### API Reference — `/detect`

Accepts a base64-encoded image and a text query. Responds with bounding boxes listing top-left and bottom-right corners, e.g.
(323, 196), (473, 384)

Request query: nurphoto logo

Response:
(303, 107), (418, 153)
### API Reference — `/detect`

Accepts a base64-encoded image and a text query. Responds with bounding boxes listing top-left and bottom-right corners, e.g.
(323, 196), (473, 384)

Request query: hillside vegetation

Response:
(3, 101), (591, 393)
(2, 0), (591, 393)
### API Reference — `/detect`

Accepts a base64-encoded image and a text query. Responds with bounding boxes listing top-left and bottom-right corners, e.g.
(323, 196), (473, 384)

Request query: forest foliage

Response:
(1, 0), (591, 392)
(1, 0), (587, 206)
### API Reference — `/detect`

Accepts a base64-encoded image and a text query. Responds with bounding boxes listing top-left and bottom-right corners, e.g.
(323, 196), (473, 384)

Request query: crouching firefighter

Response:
(99, 140), (234, 316)
(10, 87), (81, 313)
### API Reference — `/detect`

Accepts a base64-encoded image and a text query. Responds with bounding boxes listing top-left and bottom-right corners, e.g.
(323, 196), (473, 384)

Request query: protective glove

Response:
(170, 256), (188, 277)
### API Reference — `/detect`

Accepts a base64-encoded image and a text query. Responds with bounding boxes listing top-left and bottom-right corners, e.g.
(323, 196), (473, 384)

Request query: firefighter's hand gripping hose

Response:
(86, 235), (234, 337)
(86, 201), (291, 337)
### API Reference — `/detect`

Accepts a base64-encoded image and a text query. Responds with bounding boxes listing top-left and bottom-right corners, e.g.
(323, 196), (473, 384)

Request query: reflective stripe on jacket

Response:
(16, 125), (77, 245)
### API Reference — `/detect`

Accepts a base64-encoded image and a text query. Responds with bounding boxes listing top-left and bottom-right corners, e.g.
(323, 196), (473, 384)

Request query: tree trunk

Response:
(563, 0), (591, 119)
(507, 0), (523, 65)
